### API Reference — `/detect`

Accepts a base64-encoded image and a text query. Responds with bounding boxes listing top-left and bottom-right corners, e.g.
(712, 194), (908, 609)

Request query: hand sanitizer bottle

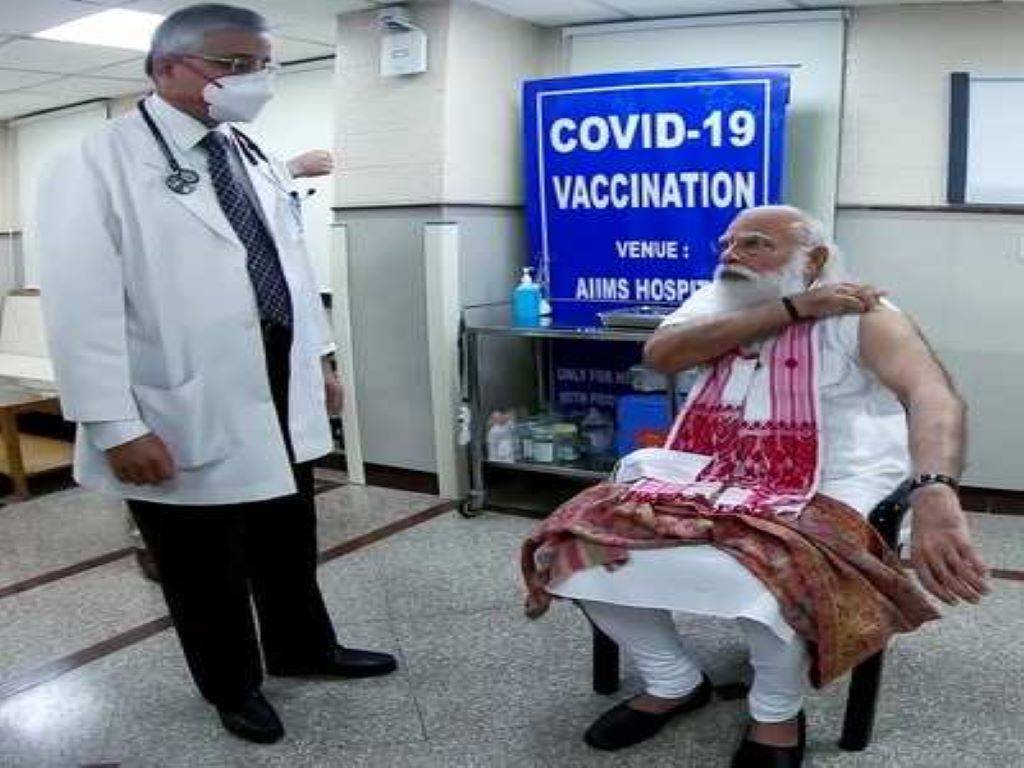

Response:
(582, 407), (614, 458)
(512, 267), (542, 327)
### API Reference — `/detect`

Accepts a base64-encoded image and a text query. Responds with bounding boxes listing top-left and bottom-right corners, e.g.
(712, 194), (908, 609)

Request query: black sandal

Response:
(730, 710), (806, 767)
(583, 674), (713, 751)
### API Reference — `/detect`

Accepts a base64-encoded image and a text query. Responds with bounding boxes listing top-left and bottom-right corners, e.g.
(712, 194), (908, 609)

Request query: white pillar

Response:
(330, 223), (366, 485)
(424, 221), (466, 500)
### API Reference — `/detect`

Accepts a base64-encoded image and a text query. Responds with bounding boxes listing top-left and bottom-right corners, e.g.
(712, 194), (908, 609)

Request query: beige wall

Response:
(335, 0), (554, 208)
(108, 94), (143, 119)
(335, 0), (451, 207)
(443, 0), (558, 204)
(836, 4), (1024, 489)
(0, 92), (143, 234)
(840, 4), (1024, 205)
(0, 123), (14, 232)
(0, 123), (18, 295)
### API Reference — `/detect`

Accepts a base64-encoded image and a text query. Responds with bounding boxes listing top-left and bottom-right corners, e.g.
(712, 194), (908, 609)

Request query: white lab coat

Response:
(36, 94), (334, 505)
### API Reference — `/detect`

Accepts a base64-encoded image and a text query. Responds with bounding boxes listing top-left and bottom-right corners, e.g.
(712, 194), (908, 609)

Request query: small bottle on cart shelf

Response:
(517, 417), (536, 461)
(553, 422), (581, 464)
(629, 364), (668, 392)
(486, 411), (517, 463)
(530, 422), (556, 464)
(581, 407), (615, 457)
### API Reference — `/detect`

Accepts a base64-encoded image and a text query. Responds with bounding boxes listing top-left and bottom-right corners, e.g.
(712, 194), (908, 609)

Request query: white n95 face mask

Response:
(203, 69), (275, 123)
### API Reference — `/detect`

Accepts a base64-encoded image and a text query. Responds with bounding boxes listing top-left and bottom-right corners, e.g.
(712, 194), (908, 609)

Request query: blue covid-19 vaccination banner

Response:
(524, 68), (791, 323)
(521, 68), (791, 436)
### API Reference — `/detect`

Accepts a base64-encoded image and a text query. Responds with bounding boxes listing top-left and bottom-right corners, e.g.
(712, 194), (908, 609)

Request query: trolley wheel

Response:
(458, 498), (482, 518)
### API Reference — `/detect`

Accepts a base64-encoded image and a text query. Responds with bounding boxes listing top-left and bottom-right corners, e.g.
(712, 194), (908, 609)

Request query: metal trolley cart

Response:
(460, 303), (680, 516)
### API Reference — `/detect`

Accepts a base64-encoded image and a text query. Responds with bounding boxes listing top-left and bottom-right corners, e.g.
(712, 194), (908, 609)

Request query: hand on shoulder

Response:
(790, 282), (887, 320)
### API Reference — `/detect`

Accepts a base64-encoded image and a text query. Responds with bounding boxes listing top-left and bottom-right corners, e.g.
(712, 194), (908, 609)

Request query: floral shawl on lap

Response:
(521, 322), (939, 686)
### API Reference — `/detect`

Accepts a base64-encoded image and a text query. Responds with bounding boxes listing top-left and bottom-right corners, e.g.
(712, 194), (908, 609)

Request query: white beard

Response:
(714, 251), (810, 311)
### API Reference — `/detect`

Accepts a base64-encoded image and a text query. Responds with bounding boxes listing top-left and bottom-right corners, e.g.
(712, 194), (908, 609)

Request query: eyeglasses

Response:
(716, 233), (778, 257)
(184, 54), (280, 75)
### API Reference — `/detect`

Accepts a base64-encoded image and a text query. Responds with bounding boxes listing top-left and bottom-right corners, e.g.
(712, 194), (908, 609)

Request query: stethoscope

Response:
(232, 125), (315, 211)
(138, 100), (200, 194)
(137, 99), (294, 199)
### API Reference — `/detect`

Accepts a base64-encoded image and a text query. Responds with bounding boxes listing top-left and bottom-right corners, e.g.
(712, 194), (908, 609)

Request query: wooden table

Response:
(0, 379), (72, 499)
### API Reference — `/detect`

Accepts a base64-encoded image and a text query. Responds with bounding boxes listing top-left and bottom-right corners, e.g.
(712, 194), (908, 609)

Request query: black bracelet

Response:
(781, 296), (802, 322)
(910, 473), (960, 494)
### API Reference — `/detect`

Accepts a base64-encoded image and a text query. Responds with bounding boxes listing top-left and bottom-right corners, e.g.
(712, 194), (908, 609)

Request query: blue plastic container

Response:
(615, 394), (671, 457)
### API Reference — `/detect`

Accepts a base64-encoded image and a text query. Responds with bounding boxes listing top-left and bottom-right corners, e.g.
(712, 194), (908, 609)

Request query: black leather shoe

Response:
(584, 674), (713, 751)
(134, 547), (160, 583)
(217, 691), (284, 744)
(268, 645), (398, 679)
(730, 710), (806, 768)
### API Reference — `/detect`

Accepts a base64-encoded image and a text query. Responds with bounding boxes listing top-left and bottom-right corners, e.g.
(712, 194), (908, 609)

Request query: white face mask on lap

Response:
(203, 69), (275, 123)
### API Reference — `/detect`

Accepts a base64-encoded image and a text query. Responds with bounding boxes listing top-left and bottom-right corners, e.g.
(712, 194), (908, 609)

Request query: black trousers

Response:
(128, 322), (336, 707)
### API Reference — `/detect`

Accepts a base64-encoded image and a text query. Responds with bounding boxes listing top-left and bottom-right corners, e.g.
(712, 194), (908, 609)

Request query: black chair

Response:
(579, 480), (913, 752)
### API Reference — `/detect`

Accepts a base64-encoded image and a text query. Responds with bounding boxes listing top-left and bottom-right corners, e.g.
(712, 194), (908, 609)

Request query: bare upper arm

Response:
(859, 306), (958, 405)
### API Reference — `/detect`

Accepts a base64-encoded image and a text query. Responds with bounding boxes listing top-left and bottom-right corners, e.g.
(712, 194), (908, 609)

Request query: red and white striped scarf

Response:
(626, 320), (821, 517)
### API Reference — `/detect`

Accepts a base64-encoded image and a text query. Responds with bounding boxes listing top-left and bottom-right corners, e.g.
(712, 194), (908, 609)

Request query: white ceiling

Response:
(471, 0), (1005, 27)
(0, 0), (376, 121)
(0, 0), (1010, 121)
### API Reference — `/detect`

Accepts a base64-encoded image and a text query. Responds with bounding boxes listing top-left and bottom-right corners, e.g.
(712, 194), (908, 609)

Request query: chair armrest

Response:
(867, 479), (914, 549)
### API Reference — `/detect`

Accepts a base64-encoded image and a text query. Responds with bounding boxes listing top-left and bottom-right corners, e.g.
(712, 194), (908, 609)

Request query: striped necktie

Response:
(202, 131), (292, 327)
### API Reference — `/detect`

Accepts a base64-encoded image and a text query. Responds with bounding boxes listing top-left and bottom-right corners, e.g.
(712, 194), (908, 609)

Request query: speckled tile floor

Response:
(0, 480), (1020, 768)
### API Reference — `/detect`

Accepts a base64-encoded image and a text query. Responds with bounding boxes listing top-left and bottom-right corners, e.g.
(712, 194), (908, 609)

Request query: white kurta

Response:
(550, 284), (911, 640)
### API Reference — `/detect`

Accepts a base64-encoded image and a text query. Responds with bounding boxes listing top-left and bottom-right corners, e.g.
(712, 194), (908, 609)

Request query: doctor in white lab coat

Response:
(36, 3), (396, 745)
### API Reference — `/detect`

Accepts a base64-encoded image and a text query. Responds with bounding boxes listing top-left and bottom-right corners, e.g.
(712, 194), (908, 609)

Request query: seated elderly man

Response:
(521, 205), (989, 767)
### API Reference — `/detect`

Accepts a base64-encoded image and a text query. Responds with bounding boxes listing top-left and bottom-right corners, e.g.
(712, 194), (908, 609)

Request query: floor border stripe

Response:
(0, 617), (173, 702)
(0, 548), (135, 602)
(318, 499), (459, 564)
(0, 499), (457, 703)
(0, 474), (349, 602)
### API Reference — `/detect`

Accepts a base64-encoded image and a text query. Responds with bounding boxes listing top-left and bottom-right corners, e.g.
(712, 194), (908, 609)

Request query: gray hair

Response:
(749, 204), (845, 284)
(792, 210), (844, 284)
(146, 3), (268, 77)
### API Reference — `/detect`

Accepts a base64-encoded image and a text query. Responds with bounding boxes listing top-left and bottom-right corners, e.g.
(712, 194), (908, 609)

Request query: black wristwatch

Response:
(910, 473), (960, 494)
(781, 296), (803, 322)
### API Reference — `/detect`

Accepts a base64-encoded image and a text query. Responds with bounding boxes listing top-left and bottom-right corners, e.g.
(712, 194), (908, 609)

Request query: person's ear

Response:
(151, 56), (175, 85)
(806, 245), (828, 280)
